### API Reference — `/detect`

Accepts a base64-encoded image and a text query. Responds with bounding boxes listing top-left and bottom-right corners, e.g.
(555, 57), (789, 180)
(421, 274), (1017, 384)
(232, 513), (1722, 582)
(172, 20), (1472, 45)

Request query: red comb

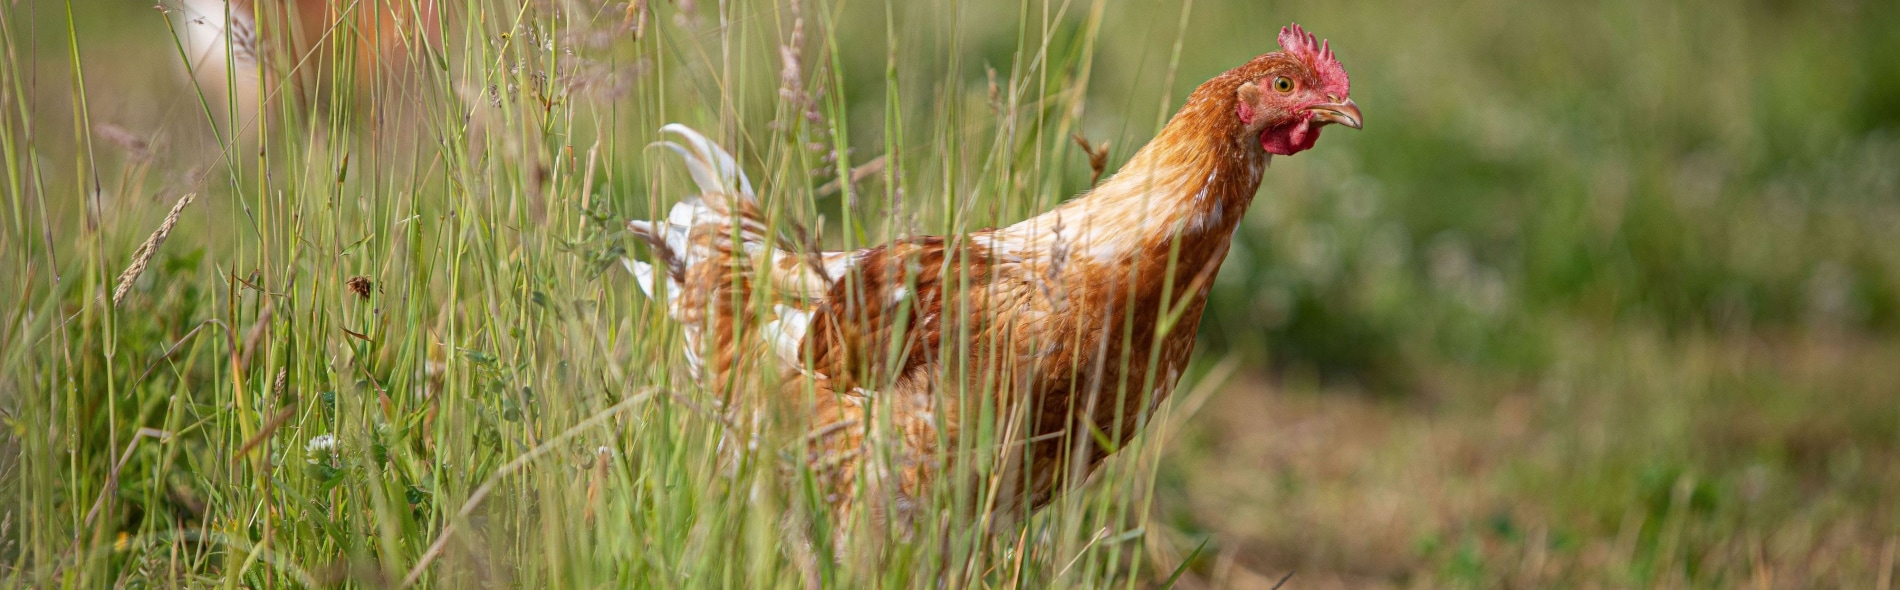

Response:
(1279, 23), (1351, 98)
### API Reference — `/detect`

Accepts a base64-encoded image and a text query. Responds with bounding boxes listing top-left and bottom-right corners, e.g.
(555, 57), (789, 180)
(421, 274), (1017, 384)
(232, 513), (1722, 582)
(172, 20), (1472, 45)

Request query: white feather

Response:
(763, 304), (813, 367)
(681, 343), (703, 374)
(665, 197), (712, 228)
(630, 124), (855, 382)
(660, 124), (756, 199)
(821, 252), (855, 279)
(623, 258), (657, 298)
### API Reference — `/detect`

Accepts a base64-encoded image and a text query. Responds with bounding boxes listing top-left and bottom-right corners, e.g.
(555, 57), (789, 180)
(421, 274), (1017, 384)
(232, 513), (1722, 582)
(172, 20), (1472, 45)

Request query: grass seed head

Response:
(112, 192), (195, 307)
(346, 276), (373, 299)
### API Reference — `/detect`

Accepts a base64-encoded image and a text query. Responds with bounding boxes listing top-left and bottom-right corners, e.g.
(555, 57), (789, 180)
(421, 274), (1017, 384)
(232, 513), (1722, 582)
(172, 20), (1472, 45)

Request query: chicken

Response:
(626, 24), (1359, 526)
(173, 0), (439, 124)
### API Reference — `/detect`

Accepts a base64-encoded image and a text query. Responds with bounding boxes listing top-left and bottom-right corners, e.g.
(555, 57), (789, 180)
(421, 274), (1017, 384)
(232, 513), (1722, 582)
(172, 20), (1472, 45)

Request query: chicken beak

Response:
(1307, 98), (1363, 130)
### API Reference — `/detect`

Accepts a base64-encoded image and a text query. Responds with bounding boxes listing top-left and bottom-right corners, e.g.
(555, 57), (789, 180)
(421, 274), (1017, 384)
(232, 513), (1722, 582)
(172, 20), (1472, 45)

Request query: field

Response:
(2, 0), (1898, 587)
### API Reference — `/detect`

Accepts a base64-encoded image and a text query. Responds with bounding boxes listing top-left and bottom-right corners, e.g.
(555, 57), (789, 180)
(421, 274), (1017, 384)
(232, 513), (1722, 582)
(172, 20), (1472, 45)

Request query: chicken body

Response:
(173, 0), (439, 126)
(628, 24), (1359, 527)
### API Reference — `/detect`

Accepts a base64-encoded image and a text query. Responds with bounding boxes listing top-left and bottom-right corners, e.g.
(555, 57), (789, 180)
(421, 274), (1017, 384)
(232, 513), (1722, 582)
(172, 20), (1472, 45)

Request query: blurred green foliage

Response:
(1167, 0), (1900, 385)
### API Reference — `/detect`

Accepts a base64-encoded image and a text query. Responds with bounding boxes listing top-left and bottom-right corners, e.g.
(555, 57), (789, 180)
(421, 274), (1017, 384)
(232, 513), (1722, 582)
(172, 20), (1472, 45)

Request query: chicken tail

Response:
(623, 125), (845, 387)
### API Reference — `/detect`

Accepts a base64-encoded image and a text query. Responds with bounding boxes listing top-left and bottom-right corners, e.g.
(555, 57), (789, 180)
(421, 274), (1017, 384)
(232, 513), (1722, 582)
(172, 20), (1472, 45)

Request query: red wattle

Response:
(1260, 119), (1321, 156)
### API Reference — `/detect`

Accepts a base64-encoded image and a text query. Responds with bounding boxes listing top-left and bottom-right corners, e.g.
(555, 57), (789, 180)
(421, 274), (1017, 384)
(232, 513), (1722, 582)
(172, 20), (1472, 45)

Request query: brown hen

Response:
(627, 23), (1360, 527)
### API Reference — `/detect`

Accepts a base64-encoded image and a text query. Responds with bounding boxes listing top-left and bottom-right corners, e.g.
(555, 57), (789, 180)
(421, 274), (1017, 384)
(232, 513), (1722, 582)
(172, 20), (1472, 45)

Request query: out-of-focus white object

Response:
(171, 0), (438, 127)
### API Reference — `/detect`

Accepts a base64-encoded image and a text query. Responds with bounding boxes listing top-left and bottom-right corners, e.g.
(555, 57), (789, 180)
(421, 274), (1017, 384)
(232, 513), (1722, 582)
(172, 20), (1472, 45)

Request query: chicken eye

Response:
(1272, 76), (1295, 93)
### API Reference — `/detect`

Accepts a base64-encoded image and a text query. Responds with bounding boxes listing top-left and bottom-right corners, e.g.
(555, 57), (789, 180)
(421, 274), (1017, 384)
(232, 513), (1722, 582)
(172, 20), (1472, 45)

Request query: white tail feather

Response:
(628, 123), (850, 380)
(657, 124), (755, 200)
(621, 258), (663, 301)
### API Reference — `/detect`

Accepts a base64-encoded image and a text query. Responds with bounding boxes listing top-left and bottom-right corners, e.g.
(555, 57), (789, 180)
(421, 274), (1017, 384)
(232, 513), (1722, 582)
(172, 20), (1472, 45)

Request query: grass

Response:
(2, 0), (1200, 586)
(3, 0), (1898, 588)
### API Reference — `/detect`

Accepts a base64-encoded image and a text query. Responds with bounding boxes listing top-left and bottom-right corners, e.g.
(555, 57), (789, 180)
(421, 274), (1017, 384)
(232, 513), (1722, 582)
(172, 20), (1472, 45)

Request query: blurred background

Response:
(3, 0), (1897, 587)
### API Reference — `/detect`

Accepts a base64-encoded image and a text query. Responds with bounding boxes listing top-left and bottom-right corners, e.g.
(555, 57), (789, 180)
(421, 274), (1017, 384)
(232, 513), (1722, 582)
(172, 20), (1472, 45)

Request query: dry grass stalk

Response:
(91, 123), (152, 162)
(229, 405), (298, 466)
(775, 0), (825, 129)
(112, 192), (196, 307)
(814, 155), (887, 197)
(1071, 133), (1110, 186)
(623, 0), (649, 39)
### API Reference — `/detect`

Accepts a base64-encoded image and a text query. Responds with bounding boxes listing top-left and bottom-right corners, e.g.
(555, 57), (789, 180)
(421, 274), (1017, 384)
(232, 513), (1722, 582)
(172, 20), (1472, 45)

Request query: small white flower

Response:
(304, 434), (339, 464)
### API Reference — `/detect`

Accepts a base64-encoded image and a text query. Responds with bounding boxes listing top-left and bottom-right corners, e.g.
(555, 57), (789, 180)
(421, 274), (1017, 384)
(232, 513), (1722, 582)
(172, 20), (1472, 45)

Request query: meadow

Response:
(2, 0), (1898, 587)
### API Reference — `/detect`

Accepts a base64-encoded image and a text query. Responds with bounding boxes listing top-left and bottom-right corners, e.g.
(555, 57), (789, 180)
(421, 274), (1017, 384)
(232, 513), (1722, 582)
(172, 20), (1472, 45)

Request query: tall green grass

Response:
(0, 0), (1223, 586)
